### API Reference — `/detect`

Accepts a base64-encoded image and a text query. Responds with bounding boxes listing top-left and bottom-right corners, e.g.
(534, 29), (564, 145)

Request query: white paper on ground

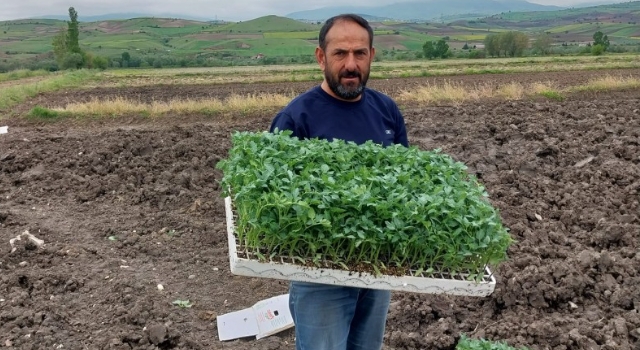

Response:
(217, 307), (259, 340)
(0, 126), (7, 134)
(217, 293), (294, 341)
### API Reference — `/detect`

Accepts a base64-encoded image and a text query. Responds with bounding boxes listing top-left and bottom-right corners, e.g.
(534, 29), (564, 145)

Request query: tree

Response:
(66, 7), (81, 54)
(591, 44), (605, 56)
(121, 51), (131, 62)
(422, 39), (449, 59)
(62, 53), (84, 69)
(52, 28), (68, 66)
(593, 31), (610, 51)
(52, 7), (85, 69)
(462, 43), (469, 50)
(435, 39), (449, 58)
(510, 31), (529, 57)
(422, 41), (436, 59)
(484, 34), (500, 57)
(484, 31), (529, 57)
(533, 32), (552, 55)
(92, 56), (109, 70)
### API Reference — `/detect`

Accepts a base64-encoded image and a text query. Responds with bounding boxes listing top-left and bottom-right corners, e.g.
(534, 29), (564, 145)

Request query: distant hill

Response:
(34, 13), (216, 22)
(477, 1), (640, 27)
(286, 0), (563, 21)
(217, 15), (318, 33)
(573, 0), (631, 6)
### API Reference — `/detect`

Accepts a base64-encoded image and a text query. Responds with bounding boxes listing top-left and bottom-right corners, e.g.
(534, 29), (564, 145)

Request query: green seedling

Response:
(217, 131), (513, 280)
(172, 300), (193, 308)
(457, 334), (530, 350)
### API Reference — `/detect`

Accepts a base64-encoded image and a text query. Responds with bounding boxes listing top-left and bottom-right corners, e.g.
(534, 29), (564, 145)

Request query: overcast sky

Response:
(0, 0), (615, 21)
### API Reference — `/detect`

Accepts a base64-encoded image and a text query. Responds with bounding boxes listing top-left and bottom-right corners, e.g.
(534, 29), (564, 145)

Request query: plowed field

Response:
(1, 69), (639, 350)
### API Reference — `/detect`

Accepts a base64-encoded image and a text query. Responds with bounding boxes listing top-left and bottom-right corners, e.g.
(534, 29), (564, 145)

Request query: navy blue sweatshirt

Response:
(270, 86), (408, 147)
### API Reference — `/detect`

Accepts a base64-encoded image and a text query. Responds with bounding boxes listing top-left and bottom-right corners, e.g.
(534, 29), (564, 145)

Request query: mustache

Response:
(340, 70), (361, 79)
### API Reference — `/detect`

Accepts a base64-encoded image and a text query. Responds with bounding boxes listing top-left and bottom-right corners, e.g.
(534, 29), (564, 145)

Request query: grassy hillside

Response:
(1, 2), (640, 70)
(464, 1), (640, 43)
(0, 15), (425, 64)
(490, 1), (640, 22)
(211, 15), (320, 33)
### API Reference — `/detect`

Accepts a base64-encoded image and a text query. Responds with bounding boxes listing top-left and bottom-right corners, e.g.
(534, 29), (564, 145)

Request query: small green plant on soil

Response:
(217, 131), (513, 279)
(172, 300), (193, 308)
(538, 90), (564, 101)
(28, 106), (65, 119)
(456, 335), (529, 350)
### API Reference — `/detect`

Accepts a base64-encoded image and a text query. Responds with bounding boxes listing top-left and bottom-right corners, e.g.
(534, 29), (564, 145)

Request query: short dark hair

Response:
(318, 14), (374, 51)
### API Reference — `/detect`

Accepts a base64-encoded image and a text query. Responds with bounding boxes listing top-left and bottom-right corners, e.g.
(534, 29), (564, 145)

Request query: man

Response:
(269, 14), (409, 350)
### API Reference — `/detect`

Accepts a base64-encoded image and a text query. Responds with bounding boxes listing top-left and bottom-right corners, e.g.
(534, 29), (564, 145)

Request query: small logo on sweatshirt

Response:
(385, 129), (393, 135)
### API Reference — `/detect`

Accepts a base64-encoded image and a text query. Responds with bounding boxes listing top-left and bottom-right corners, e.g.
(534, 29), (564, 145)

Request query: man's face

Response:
(316, 20), (375, 101)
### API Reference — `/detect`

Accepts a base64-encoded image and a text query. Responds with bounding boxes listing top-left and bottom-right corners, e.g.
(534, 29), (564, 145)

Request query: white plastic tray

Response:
(224, 196), (496, 296)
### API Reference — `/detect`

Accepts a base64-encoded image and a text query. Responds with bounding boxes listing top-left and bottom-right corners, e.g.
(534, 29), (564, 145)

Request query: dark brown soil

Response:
(1, 71), (639, 350)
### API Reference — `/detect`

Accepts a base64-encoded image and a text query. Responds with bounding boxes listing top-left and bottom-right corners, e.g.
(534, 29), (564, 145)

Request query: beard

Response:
(325, 68), (369, 100)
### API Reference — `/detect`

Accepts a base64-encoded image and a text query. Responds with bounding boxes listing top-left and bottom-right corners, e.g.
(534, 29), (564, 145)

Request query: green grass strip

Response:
(27, 106), (74, 120)
(0, 69), (98, 112)
(0, 69), (51, 83)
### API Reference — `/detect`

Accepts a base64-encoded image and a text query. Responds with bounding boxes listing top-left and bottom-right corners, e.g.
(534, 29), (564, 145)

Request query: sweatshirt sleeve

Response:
(393, 104), (409, 147)
(269, 112), (297, 136)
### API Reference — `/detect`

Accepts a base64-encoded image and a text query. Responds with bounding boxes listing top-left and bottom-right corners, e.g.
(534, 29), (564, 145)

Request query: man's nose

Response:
(344, 53), (358, 70)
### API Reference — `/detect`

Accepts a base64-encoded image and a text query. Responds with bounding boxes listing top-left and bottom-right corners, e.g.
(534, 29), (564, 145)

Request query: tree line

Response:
(484, 31), (530, 57)
(482, 30), (611, 58)
(419, 29), (617, 60)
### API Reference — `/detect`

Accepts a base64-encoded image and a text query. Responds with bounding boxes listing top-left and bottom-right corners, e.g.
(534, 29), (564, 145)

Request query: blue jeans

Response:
(288, 281), (391, 350)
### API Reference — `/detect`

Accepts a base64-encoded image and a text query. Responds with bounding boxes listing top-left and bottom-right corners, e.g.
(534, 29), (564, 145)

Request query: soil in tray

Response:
(236, 241), (492, 282)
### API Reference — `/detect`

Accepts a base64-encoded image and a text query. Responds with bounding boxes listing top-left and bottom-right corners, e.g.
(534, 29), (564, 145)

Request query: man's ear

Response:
(370, 46), (376, 63)
(315, 47), (326, 72)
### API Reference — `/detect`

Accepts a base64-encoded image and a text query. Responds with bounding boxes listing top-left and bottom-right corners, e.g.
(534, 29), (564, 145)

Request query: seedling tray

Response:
(224, 197), (496, 296)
